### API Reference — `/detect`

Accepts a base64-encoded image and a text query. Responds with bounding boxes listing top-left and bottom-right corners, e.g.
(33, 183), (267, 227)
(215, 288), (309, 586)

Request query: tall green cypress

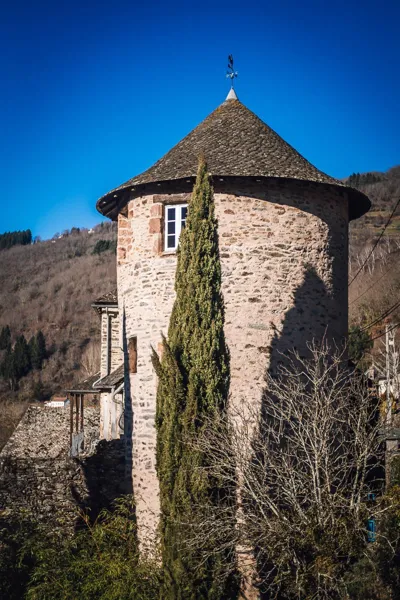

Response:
(152, 157), (237, 599)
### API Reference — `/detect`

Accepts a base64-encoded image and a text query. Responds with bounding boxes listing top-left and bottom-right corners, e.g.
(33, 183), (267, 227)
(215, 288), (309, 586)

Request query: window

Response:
(164, 204), (188, 252)
(128, 337), (137, 374)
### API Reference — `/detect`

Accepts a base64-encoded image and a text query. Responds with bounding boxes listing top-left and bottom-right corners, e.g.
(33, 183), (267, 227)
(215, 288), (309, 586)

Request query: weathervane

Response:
(226, 54), (238, 89)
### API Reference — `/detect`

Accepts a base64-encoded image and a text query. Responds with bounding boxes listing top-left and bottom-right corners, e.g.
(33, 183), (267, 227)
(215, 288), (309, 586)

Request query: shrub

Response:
(0, 499), (161, 600)
(92, 240), (116, 255)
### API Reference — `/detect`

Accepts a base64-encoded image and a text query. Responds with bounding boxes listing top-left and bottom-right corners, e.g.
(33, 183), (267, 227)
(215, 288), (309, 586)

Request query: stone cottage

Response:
(67, 289), (124, 445)
(95, 90), (371, 544)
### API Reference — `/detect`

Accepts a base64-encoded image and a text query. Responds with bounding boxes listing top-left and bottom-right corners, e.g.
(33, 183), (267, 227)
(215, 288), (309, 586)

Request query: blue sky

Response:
(1, 0), (399, 239)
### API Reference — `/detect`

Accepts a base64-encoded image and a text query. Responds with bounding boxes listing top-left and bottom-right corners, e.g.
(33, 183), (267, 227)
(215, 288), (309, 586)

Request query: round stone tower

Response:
(97, 91), (370, 545)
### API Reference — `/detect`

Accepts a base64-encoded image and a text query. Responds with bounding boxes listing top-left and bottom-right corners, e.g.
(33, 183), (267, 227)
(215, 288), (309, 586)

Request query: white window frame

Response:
(164, 204), (188, 252)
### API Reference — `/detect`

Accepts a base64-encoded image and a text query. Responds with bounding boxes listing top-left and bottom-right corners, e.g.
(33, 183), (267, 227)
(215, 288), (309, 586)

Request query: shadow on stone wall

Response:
(255, 267), (346, 598)
(75, 310), (134, 526)
(71, 438), (127, 526)
(122, 310), (133, 495)
(267, 266), (340, 375)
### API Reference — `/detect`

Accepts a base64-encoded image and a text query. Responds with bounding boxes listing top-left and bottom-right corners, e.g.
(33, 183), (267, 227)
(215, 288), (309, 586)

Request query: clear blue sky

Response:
(1, 0), (399, 239)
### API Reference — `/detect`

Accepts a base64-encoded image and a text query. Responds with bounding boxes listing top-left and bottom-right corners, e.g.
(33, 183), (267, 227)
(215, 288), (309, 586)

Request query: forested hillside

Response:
(0, 223), (117, 445)
(0, 166), (398, 445)
(349, 165), (400, 332)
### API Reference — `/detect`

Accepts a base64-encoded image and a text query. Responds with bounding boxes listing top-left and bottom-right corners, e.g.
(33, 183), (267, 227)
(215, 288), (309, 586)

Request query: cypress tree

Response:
(0, 325), (11, 350)
(152, 157), (237, 599)
(13, 335), (31, 380)
(36, 331), (47, 368)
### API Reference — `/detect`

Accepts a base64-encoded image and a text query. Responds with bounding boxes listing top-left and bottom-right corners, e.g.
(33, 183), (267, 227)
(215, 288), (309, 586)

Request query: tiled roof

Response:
(66, 364), (125, 393)
(65, 372), (101, 393)
(97, 97), (370, 220)
(93, 289), (118, 306)
(94, 364), (124, 389)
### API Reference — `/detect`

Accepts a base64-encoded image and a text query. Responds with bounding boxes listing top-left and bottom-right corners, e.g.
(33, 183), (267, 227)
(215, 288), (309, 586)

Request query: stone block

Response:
(149, 218), (161, 234)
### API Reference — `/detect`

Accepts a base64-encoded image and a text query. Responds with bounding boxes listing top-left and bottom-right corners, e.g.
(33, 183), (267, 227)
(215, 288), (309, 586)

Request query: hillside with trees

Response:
(0, 223), (117, 447)
(1, 164), (400, 600)
(348, 165), (400, 337)
(0, 164), (398, 447)
(0, 230), (32, 251)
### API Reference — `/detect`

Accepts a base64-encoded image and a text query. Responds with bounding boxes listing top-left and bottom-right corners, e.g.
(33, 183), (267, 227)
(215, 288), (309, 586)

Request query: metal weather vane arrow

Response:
(226, 54), (238, 89)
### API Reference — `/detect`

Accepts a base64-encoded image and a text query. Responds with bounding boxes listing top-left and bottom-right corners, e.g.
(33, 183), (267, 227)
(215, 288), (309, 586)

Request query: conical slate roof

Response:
(97, 97), (370, 220)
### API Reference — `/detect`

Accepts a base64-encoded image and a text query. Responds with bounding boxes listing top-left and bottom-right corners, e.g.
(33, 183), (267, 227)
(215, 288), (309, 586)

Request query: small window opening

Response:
(164, 204), (188, 251)
(128, 337), (137, 373)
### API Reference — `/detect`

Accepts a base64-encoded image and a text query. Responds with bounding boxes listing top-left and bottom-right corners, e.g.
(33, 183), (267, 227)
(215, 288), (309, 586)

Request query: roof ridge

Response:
(97, 98), (370, 221)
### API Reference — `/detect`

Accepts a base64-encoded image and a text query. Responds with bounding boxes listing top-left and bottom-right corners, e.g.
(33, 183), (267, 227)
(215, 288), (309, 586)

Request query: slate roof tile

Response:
(97, 98), (370, 220)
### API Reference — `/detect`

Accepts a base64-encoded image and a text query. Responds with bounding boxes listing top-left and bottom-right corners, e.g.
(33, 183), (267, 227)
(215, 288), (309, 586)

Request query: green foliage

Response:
(153, 157), (238, 599)
(0, 343), (16, 389)
(0, 329), (47, 389)
(13, 335), (31, 380)
(0, 324), (11, 349)
(0, 499), (161, 600)
(92, 239), (116, 255)
(0, 510), (39, 600)
(390, 455), (400, 487)
(0, 229), (32, 250)
(348, 172), (383, 187)
(26, 499), (161, 600)
(348, 325), (373, 363)
(344, 486), (400, 600)
(31, 331), (47, 369)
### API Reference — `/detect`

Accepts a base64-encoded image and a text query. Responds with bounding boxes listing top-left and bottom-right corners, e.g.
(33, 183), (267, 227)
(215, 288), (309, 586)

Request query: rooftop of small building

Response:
(94, 364), (124, 389)
(93, 289), (118, 306)
(65, 364), (125, 394)
(97, 92), (370, 221)
(65, 372), (101, 394)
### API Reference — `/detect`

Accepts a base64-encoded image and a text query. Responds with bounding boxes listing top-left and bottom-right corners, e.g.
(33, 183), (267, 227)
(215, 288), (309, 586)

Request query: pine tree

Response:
(36, 331), (47, 368)
(13, 335), (31, 380)
(0, 343), (16, 390)
(28, 336), (38, 368)
(0, 325), (11, 350)
(152, 157), (237, 599)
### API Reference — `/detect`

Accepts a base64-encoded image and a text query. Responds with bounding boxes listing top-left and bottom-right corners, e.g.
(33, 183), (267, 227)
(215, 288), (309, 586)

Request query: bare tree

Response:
(183, 342), (395, 599)
(80, 342), (100, 378)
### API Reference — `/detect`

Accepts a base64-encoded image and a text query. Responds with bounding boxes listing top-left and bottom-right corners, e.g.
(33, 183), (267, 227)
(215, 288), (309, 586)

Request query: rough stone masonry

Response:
(117, 179), (350, 545)
(95, 94), (370, 555)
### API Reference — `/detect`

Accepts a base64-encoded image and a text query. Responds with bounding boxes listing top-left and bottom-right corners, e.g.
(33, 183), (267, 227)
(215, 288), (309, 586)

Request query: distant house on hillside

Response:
(44, 396), (69, 408)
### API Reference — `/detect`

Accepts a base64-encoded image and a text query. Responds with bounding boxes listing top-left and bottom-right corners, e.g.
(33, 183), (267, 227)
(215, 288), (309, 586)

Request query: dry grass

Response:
(0, 223), (116, 397)
(349, 165), (400, 332)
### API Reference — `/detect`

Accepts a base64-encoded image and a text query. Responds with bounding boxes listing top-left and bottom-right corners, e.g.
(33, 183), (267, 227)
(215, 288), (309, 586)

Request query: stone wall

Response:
(100, 390), (124, 441)
(117, 179), (349, 545)
(100, 308), (123, 378)
(0, 405), (125, 528)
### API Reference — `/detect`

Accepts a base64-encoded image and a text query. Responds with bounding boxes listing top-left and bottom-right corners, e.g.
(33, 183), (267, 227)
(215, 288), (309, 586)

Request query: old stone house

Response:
(67, 289), (124, 445)
(94, 90), (370, 544)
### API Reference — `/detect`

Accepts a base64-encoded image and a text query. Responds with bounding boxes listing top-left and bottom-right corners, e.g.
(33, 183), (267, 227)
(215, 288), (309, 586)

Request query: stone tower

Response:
(96, 91), (370, 544)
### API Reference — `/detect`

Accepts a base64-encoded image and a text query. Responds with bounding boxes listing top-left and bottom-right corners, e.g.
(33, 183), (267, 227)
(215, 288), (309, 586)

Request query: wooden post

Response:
(80, 394), (84, 451)
(75, 394), (79, 433)
(80, 394), (84, 431)
(69, 394), (74, 449)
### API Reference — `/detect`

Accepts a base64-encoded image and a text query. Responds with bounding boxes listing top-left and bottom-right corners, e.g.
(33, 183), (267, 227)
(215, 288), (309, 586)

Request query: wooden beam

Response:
(80, 394), (84, 451)
(75, 394), (79, 433)
(69, 394), (73, 449)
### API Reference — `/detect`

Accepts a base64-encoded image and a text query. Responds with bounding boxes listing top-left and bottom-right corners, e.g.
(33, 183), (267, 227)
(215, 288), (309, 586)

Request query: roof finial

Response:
(226, 54), (238, 100)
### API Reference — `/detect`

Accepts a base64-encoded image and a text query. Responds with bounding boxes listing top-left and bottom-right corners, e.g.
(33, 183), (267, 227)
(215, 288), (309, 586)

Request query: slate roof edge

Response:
(97, 175), (370, 222)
